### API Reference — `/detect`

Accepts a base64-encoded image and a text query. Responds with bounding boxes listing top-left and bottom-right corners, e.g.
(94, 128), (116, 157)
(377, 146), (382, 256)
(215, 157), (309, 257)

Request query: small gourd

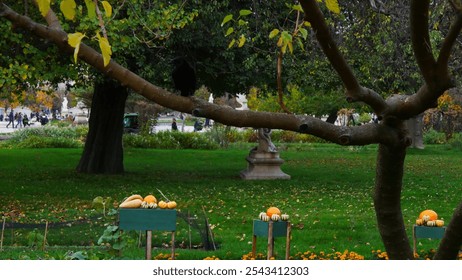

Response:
(167, 201), (177, 209)
(281, 214), (290, 221)
(158, 200), (168, 209)
(426, 220), (436, 227)
(260, 215), (270, 222)
(141, 201), (149, 209)
(148, 202), (157, 209)
(258, 212), (267, 220)
(435, 219), (444, 227)
(415, 219), (423, 226)
(271, 214), (281, 221)
(422, 215), (430, 223)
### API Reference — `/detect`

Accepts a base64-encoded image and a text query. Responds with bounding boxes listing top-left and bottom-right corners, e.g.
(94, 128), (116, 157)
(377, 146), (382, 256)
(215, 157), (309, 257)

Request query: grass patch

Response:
(0, 144), (460, 259)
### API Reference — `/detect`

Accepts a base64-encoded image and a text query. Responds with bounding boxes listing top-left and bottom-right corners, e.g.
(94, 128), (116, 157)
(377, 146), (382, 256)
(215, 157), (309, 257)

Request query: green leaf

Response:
(92, 196), (104, 209)
(292, 4), (303, 12)
(85, 0), (96, 19)
(60, 0), (76, 20)
(325, 0), (341, 14)
(238, 35), (246, 48)
(36, 0), (51, 17)
(296, 38), (305, 51)
(299, 28), (308, 40)
(269, 29), (280, 39)
(239, 9), (252, 16)
(225, 27), (234, 37)
(228, 39), (236, 49)
(101, 1), (112, 18)
(221, 14), (233, 26)
(238, 19), (247, 26)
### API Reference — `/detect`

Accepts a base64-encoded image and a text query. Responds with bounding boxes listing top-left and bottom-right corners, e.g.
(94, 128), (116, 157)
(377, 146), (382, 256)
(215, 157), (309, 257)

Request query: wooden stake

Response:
(285, 222), (291, 260)
(251, 234), (257, 258)
(146, 230), (152, 260)
(188, 211), (192, 249)
(42, 221), (48, 251)
(267, 221), (274, 260)
(1, 217), (6, 251)
(171, 231), (176, 260)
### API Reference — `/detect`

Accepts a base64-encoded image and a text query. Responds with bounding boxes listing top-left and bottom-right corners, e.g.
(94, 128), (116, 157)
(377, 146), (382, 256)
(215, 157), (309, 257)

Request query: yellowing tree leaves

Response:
(325, 0), (340, 14)
(96, 32), (112, 67)
(238, 35), (246, 47)
(101, 1), (112, 18)
(85, 0), (96, 19)
(60, 0), (77, 21)
(36, 0), (51, 17)
(67, 32), (86, 64)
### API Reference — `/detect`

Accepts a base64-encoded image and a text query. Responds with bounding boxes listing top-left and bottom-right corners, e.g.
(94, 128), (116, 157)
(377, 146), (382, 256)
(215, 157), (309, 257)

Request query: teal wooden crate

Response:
(119, 209), (177, 231)
(413, 225), (446, 239)
(253, 220), (288, 237)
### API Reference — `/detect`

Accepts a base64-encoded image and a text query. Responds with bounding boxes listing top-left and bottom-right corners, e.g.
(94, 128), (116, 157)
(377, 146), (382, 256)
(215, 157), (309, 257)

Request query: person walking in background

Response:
(22, 114), (30, 127)
(171, 118), (178, 131)
(6, 109), (15, 128)
(16, 112), (23, 128)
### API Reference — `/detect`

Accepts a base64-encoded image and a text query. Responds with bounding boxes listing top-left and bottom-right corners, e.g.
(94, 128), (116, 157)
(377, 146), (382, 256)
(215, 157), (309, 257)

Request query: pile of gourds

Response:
(416, 209), (444, 227)
(119, 194), (177, 209)
(258, 207), (289, 222)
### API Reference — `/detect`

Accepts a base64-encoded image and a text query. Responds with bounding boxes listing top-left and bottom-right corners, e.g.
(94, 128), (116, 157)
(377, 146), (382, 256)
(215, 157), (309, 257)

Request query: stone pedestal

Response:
(240, 150), (291, 180)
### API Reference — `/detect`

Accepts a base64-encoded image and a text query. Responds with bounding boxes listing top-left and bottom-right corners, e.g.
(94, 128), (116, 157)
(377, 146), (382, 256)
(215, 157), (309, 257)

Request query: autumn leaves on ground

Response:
(1, 144), (461, 259)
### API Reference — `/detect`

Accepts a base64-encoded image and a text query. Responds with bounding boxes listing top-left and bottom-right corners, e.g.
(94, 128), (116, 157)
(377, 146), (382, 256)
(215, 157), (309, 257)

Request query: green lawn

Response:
(0, 144), (461, 260)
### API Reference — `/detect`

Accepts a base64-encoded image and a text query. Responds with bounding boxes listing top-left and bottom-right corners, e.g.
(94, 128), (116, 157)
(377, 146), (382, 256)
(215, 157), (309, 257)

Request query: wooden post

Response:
(42, 221), (48, 251)
(171, 231), (176, 260)
(1, 217), (6, 251)
(285, 222), (291, 260)
(267, 221), (274, 260)
(251, 234), (257, 258)
(146, 230), (152, 260)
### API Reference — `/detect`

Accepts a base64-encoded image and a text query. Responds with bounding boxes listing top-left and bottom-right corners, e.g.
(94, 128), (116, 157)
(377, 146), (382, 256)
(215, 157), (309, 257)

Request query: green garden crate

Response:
(118, 208), (177, 259)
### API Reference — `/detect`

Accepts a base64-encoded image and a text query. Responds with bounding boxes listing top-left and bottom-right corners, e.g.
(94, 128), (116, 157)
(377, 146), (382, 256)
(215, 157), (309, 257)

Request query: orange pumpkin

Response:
(143, 195), (157, 204)
(266, 207), (281, 218)
(419, 210), (438, 221)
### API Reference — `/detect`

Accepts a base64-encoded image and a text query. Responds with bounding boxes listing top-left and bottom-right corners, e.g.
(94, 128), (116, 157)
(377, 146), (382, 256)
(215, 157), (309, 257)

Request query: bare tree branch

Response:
(410, 0), (437, 86)
(436, 13), (462, 78)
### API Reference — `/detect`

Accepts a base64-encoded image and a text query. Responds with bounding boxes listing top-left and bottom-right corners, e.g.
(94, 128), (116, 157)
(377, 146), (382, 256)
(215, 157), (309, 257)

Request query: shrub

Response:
(2, 126), (85, 148)
(447, 133), (462, 150)
(123, 131), (219, 150)
(423, 129), (446, 144)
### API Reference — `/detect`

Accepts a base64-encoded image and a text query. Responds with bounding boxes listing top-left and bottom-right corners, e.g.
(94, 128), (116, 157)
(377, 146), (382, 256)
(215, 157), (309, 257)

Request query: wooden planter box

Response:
(119, 208), (177, 259)
(252, 220), (291, 260)
(412, 225), (446, 255)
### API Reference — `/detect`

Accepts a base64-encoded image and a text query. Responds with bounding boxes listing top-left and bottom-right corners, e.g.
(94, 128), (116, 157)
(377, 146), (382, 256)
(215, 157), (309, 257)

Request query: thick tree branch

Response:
(298, 0), (388, 116)
(434, 200), (462, 259)
(0, 3), (402, 147)
(410, 0), (437, 86)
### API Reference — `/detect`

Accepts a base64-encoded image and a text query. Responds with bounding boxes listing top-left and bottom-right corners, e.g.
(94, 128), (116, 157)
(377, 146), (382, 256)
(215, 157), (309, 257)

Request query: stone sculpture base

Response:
(240, 150), (291, 180)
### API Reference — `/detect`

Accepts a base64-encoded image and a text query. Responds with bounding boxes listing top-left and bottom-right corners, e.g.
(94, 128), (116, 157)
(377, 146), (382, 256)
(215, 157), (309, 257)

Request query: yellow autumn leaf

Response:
(67, 32), (86, 64)
(85, 0), (96, 19)
(37, 0), (51, 17)
(96, 32), (112, 67)
(101, 1), (112, 18)
(325, 0), (340, 14)
(238, 35), (246, 48)
(60, 0), (77, 21)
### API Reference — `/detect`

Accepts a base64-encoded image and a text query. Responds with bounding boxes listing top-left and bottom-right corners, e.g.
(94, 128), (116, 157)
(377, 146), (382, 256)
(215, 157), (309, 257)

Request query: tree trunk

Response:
(434, 201), (462, 259)
(76, 78), (128, 174)
(374, 143), (414, 259)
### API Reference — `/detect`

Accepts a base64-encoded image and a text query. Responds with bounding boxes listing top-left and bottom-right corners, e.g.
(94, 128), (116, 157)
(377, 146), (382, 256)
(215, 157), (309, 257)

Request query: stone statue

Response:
(256, 128), (277, 153)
